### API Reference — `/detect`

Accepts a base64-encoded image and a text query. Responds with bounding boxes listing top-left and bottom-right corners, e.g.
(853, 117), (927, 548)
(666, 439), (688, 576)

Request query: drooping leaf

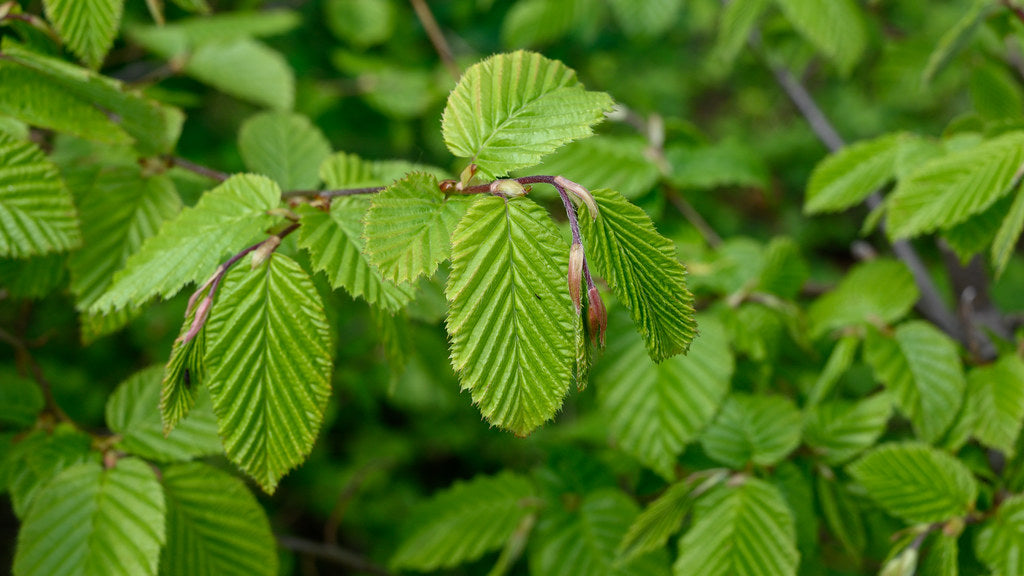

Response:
(160, 462), (278, 576)
(0, 252), (66, 299)
(6, 426), (95, 518)
(808, 259), (918, 338)
(105, 366), (220, 463)
(976, 495), (1024, 576)
(238, 111), (331, 191)
(803, 393), (892, 465)
(849, 442), (977, 524)
(0, 371), (44, 428)
(527, 135), (660, 200)
(970, 355), (1024, 454)
(446, 196), (575, 435)
(579, 188), (696, 362)
(992, 186), (1024, 277)
(92, 174), (280, 312)
(887, 131), (1024, 239)
(204, 253), (333, 493)
(325, 0), (395, 47)
(804, 133), (905, 214)
(442, 50), (614, 179)
(772, 0), (867, 75)
(673, 478), (799, 576)
(864, 322), (965, 443)
(598, 313), (732, 477)
(13, 458), (165, 576)
(606, 0), (683, 38)
(364, 172), (472, 284)
(391, 472), (537, 571)
(0, 131), (81, 258)
(922, 0), (993, 85)
(700, 393), (803, 469)
(619, 477), (717, 562)
(710, 0), (769, 71)
(43, 0), (124, 68)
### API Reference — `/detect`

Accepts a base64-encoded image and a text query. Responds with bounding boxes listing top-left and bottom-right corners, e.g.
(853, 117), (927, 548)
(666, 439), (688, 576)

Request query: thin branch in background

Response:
(664, 186), (723, 248)
(408, 0), (461, 81)
(283, 186), (385, 200)
(276, 535), (395, 576)
(0, 325), (70, 423)
(169, 156), (229, 182)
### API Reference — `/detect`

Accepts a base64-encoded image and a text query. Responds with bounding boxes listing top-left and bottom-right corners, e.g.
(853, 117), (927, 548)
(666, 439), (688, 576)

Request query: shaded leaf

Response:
(992, 186), (1024, 277)
(700, 393), (803, 469)
(0, 252), (66, 299)
(817, 475), (866, 560)
(6, 426), (95, 518)
(922, 0), (993, 84)
(325, 0), (395, 47)
(528, 135), (660, 200)
(606, 0), (683, 38)
(711, 0), (769, 71)
(0, 371), (44, 428)
(666, 141), (770, 190)
(500, 0), (598, 49)
(619, 477), (715, 562)
(976, 495), (1024, 576)
(970, 355), (1024, 454)
(238, 111), (331, 191)
(773, 0), (867, 74)
(804, 393), (892, 465)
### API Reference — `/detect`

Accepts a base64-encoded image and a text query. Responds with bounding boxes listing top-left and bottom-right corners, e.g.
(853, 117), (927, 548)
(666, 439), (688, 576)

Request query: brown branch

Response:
(408, 0), (460, 81)
(664, 186), (723, 248)
(169, 156), (229, 182)
(276, 535), (395, 576)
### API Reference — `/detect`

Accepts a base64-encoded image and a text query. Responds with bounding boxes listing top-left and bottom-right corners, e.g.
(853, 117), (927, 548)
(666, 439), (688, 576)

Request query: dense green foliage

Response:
(4, 0), (1024, 575)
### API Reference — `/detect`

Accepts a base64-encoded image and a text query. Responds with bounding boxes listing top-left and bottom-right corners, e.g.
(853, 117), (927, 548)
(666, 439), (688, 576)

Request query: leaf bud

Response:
(459, 163), (478, 189)
(177, 296), (212, 344)
(568, 243), (584, 313)
(251, 236), (281, 269)
(554, 176), (599, 220)
(439, 179), (458, 192)
(587, 286), (607, 348)
(490, 179), (527, 198)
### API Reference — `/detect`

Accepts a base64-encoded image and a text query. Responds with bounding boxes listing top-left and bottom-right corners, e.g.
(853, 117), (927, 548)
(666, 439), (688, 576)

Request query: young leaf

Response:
(105, 365), (221, 463)
(598, 313), (732, 478)
(976, 495), (1024, 576)
(618, 478), (706, 562)
(364, 172), (472, 284)
(808, 259), (918, 338)
(161, 299), (207, 434)
(848, 442), (977, 524)
(772, 0), (867, 75)
(992, 186), (1024, 278)
(803, 393), (892, 465)
(526, 135), (660, 200)
(446, 196), (575, 435)
(238, 111), (331, 191)
(700, 393), (803, 469)
(42, 0), (124, 68)
(92, 174), (280, 312)
(887, 131), (1024, 239)
(161, 462), (278, 576)
(970, 355), (1024, 454)
(391, 471), (537, 571)
(864, 321), (965, 443)
(674, 478), (799, 576)
(804, 133), (905, 214)
(0, 132), (81, 258)
(710, 0), (769, 71)
(441, 50), (614, 179)
(13, 458), (165, 576)
(579, 188), (696, 362)
(204, 253), (333, 493)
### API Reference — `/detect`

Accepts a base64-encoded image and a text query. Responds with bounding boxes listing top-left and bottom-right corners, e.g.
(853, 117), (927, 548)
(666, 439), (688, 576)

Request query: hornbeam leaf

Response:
(579, 188), (696, 362)
(808, 259), (918, 338)
(922, 0), (993, 85)
(0, 253), (66, 299)
(976, 495), (1024, 576)
(13, 459), (165, 576)
(205, 253), (333, 493)
(186, 39), (294, 110)
(161, 462), (277, 576)
(92, 174), (280, 313)
(970, 355), (1024, 454)
(238, 111), (331, 190)
(6, 426), (95, 518)
(526, 135), (661, 200)
(364, 172), (472, 284)
(618, 479), (706, 562)
(848, 442), (977, 524)
(160, 300), (206, 435)
(710, 0), (769, 71)
(442, 50), (614, 179)
(0, 132), (81, 258)
(446, 195), (575, 435)
(43, 0), (124, 69)
(772, 0), (867, 75)
(606, 0), (683, 38)
(805, 133), (905, 214)
(803, 393), (892, 465)
(700, 393), (803, 469)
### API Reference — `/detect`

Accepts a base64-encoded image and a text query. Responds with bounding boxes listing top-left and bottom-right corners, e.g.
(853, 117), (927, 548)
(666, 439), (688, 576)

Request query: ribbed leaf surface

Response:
(976, 495), (1024, 576)
(0, 132), (81, 258)
(161, 462), (277, 576)
(673, 479), (798, 576)
(808, 259), (918, 338)
(161, 299), (207, 434)
(527, 135), (660, 199)
(580, 188), (696, 362)
(92, 174), (280, 312)
(970, 355), (1024, 454)
(921, 533), (958, 576)
(43, 0), (123, 68)
(13, 459), (165, 576)
(391, 471), (536, 571)
(848, 442), (977, 524)
(238, 111), (331, 190)
(442, 50), (614, 178)
(772, 0), (866, 75)
(803, 393), (892, 465)
(598, 314), (732, 477)
(106, 366), (220, 462)
(864, 321), (965, 443)
(700, 393), (802, 469)
(446, 196), (574, 435)
(805, 133), (904, 214)
(364, 172), (472, 284)
(619, 479), (702, 562)
(888, 132), (1024, 239)
(205, 253), (332, 493)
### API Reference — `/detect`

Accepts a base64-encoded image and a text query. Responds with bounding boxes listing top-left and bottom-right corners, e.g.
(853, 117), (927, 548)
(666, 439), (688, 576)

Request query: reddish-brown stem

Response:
(169, 156), (229, 182)
(408, 0), (460, 81)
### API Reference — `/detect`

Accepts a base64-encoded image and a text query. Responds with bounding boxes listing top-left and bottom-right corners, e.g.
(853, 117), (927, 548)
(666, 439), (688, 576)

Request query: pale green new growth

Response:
(618, 480), (699, 563)
(442, 50), (614, 179)
(803, 393), (892, 465)
(805, 133), (904, 214)
(969, 355), (1024, 454)
(976, 495), (1024, 576)
(700, 393), (803, 469)
(848, 442), (978, 524)
(43, 0), (123, 69)
(238, 111), (332, 190)
(579, 188), (696, 362)
(446, 195), (575, 436)
(772, 0), (866, 75)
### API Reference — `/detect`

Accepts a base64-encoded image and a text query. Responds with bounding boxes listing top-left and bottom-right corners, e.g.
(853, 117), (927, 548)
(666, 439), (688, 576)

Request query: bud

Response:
(587, 286), (607, 348)
(251, 236), (281, 269)
(177, 296), (212, 344)
(459, 163), (478, 189)
(567, 243), (584, 313)
(490, 179), (527, 198)
(554, 176), (599, 220)
(0, 2), (15, 20)
(439, 179), (458, 193)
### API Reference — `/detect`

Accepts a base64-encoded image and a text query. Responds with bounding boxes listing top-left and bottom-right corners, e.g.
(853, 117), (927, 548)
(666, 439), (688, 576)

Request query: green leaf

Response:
(500, 0), (598, 49)
(105, 365), (220, 463)
(849, 442), (977, 524)
(756, 236), (808, 300)
(238, 111), (331, 191)
(804, 393), (892, 465)
(7, 426), (95, 518)
(993, 186), (1024, 277)
(391, 471), (537, 571)
(920, 533), (958, 576)
(700, 393), (803, 469)
(816, 475), (866, 560)
(598, 313), (732, 477)
(446, 196), (575, 435)
(364, 172), (472, 284)
(808, 259), (919, 338)
(970, 355), (1024, 454)
(772, 0), (867, 75)
(128, 11), (299, 51)
(43, 0), (124, 68)
(532, 489), (670, 576)
(205, 253), (333, 493)
(619, 478), (712, 562)
(527, 135), (660, 200)
(186, 39), (295, 110)
(0, 371), (44, 428)
(0, 131), (81, 258)
(168, 0), (210, 13)
(160, 300), (206, 434)
(864, 321), (965, 443)
(92, 174), (280, 312)
(442, 50), (614, 179)
(943, 189), (1011, 263)
(922, 0), (992, 85)
(673, 478), (798, 576)
(161, 462), (278, 576)
(666, 141), (770, 191)
(887, 132), (1024, 239)
(710, 0), (769, 71)
(325, 0), (395, 47)
(579, 188), (696, 362)
(606, 0), (682, 38)
(976, 495), (1024, 575)
(806, 335), (859, 406)
(970, 62), (1023, 120)
(13, 458), (165, 576)
(0, 252), (66, 299)
(804, 133), (905, 214)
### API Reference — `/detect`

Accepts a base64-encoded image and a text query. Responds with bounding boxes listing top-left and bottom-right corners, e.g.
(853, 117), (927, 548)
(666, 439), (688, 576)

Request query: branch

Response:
(408, 0), (460, 81)
(276, 535), (395, 576)
(0, 325), (70, 423)
(168, 156), (229, 183)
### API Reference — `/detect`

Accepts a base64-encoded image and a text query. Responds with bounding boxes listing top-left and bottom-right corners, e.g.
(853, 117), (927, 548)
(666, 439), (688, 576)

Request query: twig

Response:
(283, 186), (384, 200)
(408, 0), (460, 81)
(664, 186), (723, 248)
(0, 325), (70, 423)
(169, 156), (229, 182)
(276, 535), (395, 576)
